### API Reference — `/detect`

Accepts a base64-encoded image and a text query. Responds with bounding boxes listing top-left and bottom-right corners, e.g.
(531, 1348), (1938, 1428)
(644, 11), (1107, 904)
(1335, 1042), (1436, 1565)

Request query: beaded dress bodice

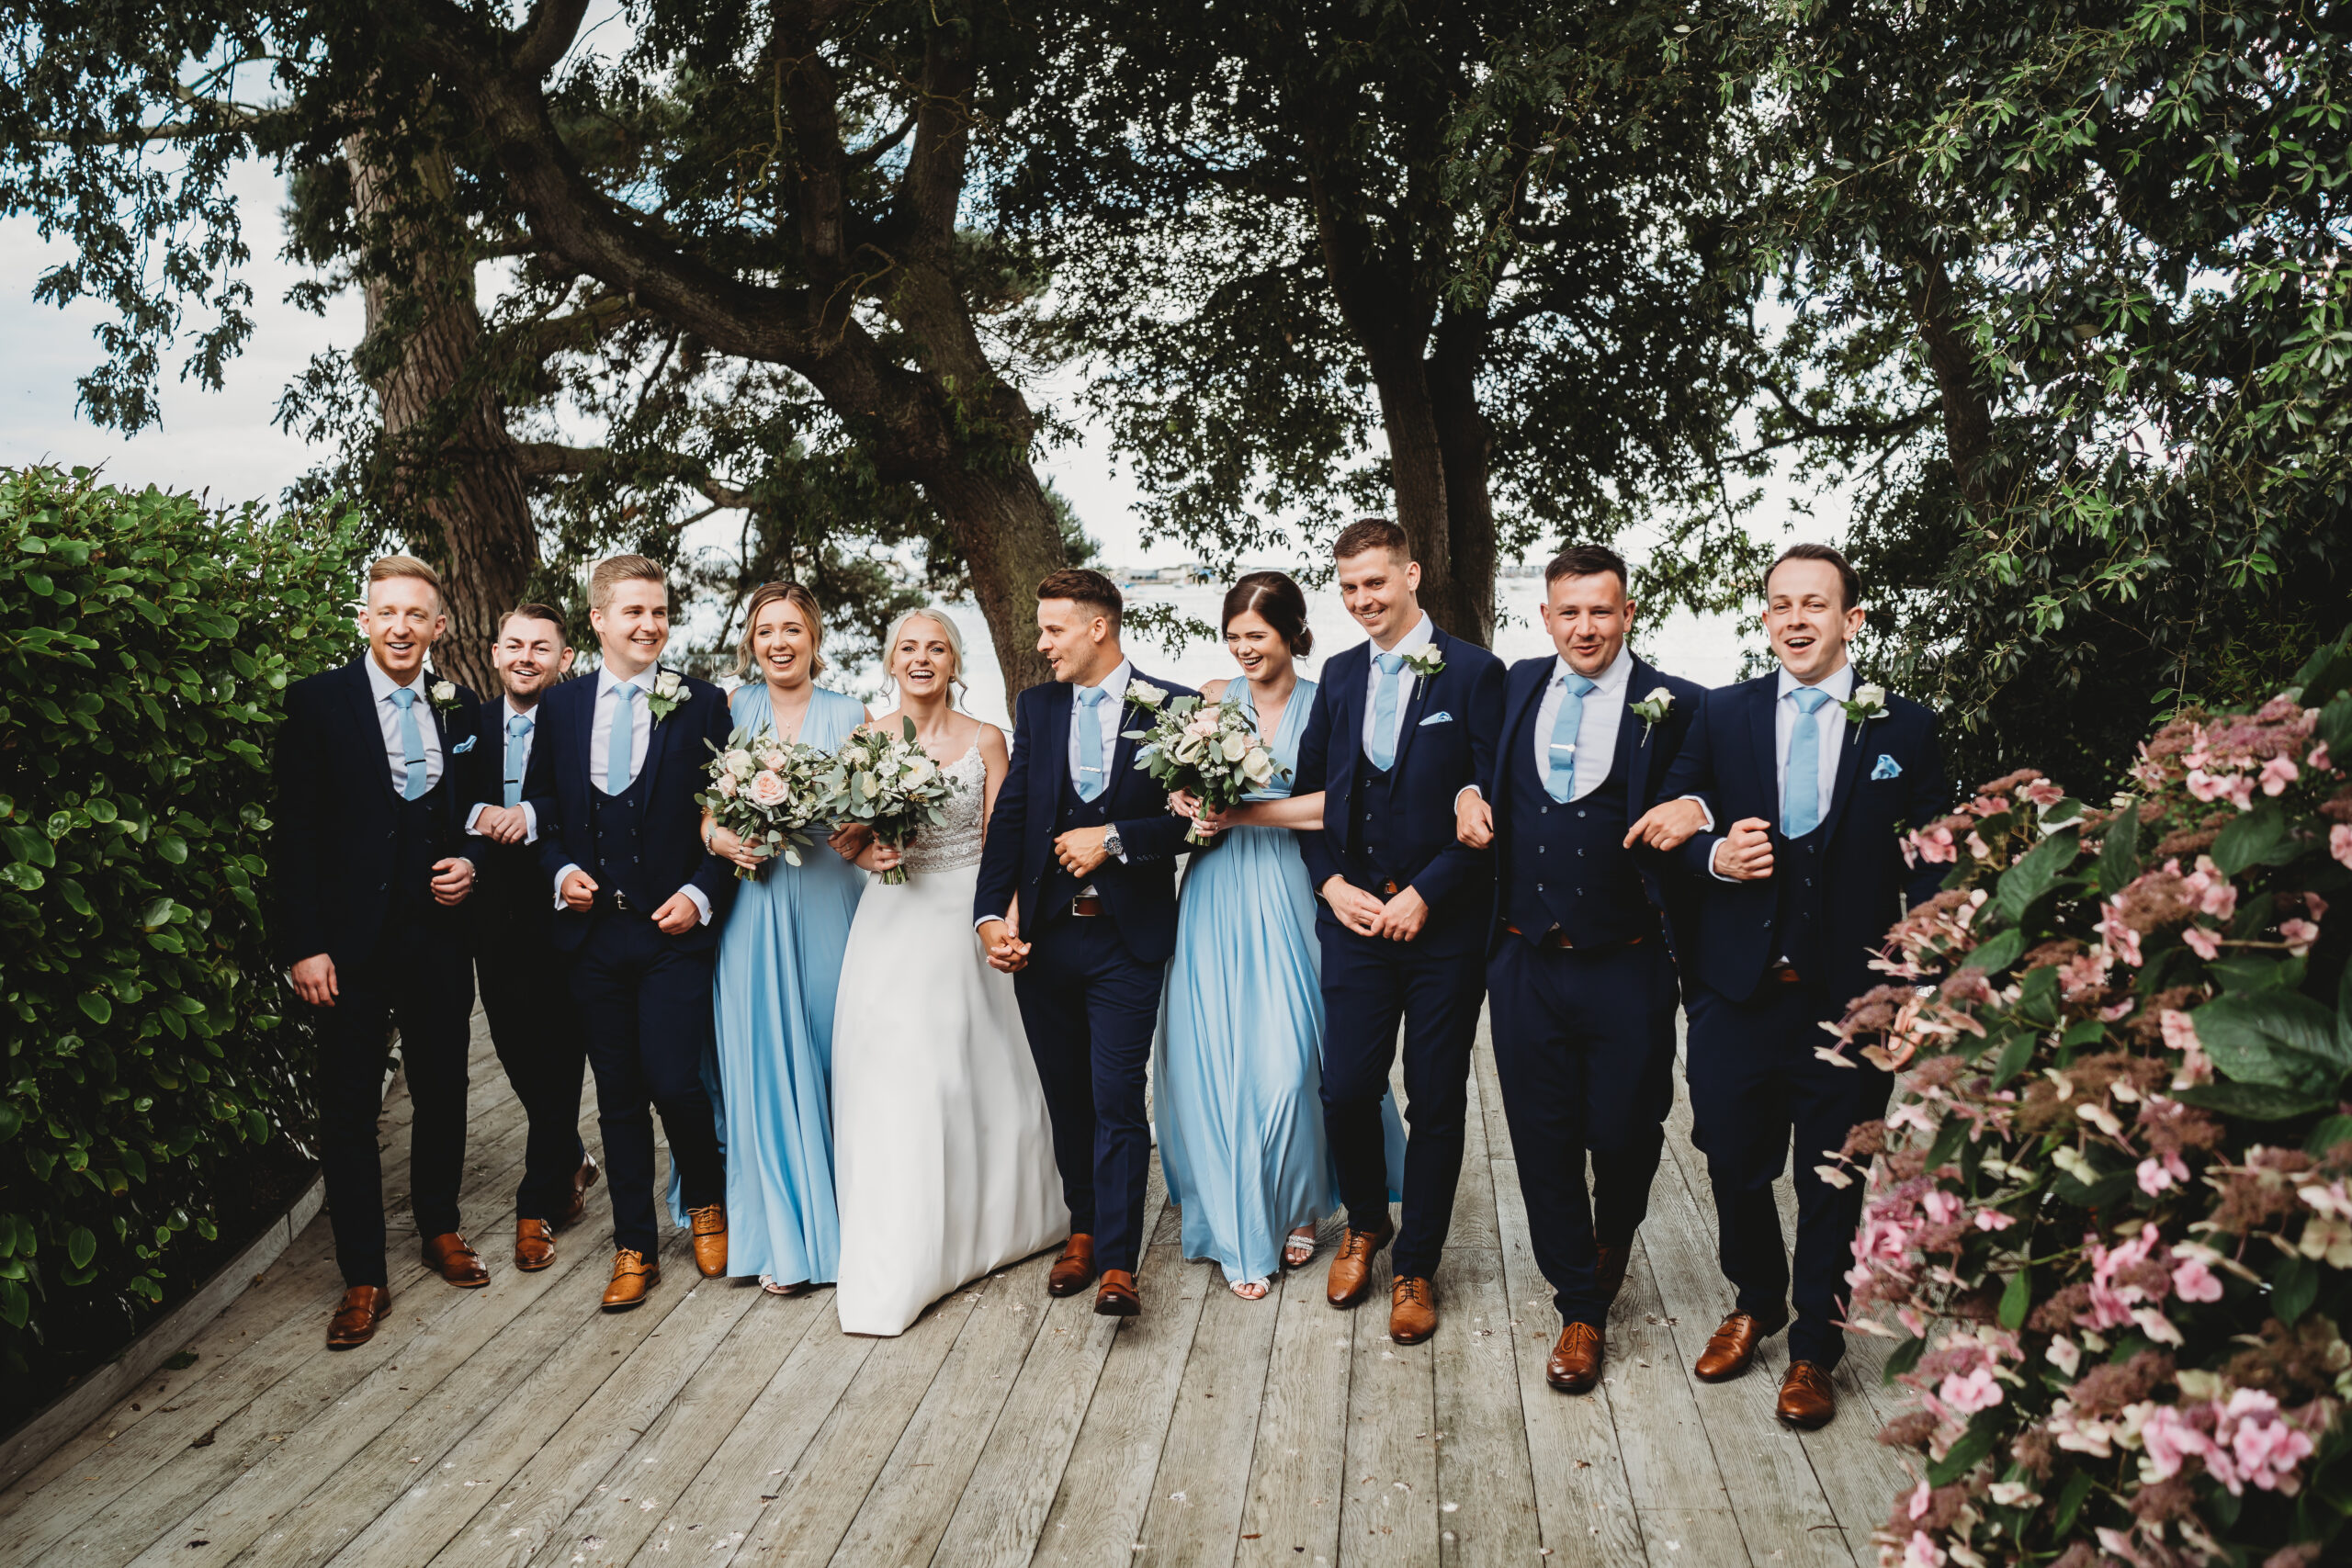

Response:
(898, 742), (988, 874)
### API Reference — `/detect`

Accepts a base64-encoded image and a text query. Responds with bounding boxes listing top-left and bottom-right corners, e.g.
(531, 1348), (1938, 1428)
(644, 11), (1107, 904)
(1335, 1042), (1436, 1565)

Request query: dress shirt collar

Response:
(1777, 660), (1855, 705)
(365, 653), (424, 706)
(1077, 660), (1132, 707)
(1372, 611), (1434, 661)
(598, 663), (657, 700)
(1553, 645), (1630, 697)
(502, 693), (538, 725)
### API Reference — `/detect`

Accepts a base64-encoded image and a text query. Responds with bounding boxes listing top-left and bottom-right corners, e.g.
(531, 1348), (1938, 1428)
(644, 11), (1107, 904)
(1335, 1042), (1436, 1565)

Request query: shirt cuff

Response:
(681, 885), (713, 927)
(1679, 795), (1717, 835)
(1454, 784), (1483, 806)
(464, 802), (488, 835)
(1707, 840), (1736, 883)
(554, 863), (582, 909)
(519, 802), (537, 843)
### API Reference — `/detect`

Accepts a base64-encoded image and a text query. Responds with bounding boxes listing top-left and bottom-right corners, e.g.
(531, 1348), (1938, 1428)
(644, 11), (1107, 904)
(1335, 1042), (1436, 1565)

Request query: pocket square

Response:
(1419, 711), (1453, 727)
(452, 735), (478, 754)
(1871, 753), (1902, 781)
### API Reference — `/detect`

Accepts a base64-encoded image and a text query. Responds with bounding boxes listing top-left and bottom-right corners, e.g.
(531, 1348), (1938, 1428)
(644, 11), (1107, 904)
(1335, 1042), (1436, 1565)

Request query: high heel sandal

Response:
(1282, 1226), (1317, 1269)
(1230, 1277), (1271, 1300)
(759, 1275), (809, 1297)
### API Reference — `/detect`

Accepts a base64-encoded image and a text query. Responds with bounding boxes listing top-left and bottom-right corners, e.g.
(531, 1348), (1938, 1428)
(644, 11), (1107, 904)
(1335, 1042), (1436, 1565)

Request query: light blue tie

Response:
(1367, 651), (1406, 771)
(1075, 685), (1109, 802)
(1545, 671), (1597, 803)
(504, 713), (533, 807)
(605, 682), (638, 795)
(390, 686), (428, 801)
(1783, 687), (1832, 838)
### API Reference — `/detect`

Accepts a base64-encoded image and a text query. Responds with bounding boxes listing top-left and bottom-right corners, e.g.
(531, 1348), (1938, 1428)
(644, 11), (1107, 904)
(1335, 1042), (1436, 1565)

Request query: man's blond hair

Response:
(589, 554), (668, 612)
(367, 555), (445, 606)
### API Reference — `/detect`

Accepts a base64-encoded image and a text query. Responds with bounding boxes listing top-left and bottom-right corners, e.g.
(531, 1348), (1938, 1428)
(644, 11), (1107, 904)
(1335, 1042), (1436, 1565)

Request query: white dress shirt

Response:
(1360, 612), (1435, 761)
(365, 655), (443, 796)
(466, 694), (540, 842)
(1530, 647), (1630, 801)
(1068, 660), (1132, 795)
(1709, 660), (1853, 881)
(553, 666), (709, 925)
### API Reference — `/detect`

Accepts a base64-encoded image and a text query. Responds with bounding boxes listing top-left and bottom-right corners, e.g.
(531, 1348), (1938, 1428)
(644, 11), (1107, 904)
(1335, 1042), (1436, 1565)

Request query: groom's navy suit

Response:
(1293, 622), (1503, 1281)
(973, 664), (1194, 1276)
(1661, 668), (1946, 1367)
(1481, 651), (1705, 1329)
(522, 666), (736, 1258)
(273, 656), (487, 1288)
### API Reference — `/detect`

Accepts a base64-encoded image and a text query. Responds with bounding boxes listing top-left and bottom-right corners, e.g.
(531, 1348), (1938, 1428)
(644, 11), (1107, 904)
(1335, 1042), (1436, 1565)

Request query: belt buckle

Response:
(609, 888), (636, 915)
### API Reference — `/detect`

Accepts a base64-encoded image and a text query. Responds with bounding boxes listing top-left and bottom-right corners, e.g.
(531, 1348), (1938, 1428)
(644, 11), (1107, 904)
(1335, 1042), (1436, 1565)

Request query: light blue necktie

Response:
(504, 713), (533, 807)
(1544, 671), (1597, 803)
(605, 682), (638, 795)
(1367, 651), (1406, 770)
(1075, 685), (1109, 801)
(390, 686), (428, 801)
(1782, 687), (1832, 838)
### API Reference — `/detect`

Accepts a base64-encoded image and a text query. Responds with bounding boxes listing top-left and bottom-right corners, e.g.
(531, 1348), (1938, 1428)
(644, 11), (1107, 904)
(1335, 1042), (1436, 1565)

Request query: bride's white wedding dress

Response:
(831, 742), (1069, 1336)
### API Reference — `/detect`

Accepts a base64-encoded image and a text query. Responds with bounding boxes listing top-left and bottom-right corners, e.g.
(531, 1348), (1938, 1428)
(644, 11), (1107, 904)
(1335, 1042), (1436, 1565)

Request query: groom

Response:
(975, 568), (1194, 1318)
(521, 555), (737, 1311)
(1292, 518), (1503, 1345)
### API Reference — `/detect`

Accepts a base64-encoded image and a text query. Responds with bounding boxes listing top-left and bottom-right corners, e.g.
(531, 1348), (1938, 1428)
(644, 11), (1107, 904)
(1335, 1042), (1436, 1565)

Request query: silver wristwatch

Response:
(1102, 824), (1125, 860)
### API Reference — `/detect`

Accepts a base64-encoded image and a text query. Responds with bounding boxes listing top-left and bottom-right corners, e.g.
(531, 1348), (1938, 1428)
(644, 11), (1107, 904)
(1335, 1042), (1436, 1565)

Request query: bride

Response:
(831, 609), (1069, 1336)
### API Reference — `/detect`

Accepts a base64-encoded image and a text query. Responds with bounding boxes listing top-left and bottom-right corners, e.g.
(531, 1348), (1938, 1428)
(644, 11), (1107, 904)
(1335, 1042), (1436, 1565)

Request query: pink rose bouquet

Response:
(696, 724), (831, 878)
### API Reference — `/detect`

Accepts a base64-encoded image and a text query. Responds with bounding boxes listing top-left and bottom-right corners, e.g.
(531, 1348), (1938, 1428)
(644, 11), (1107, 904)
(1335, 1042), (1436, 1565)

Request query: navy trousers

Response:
(476, 929), (589, 1224)
(568, 913), (724, 1256)
(312, 911), (475, 1288)
(1684, 978), (1893, 1368)
(1013, 914), (1165, 1274)
(1487, 936), (1677, 1327)
(1318, 918), (1486, 1280)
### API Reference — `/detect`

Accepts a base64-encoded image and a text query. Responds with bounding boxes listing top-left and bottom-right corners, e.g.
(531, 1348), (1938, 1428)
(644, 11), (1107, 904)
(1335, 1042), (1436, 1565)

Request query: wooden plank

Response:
(1472, 1017), (1513, 1163)
(1443, 1031), (1499, 1255)
(1332, 1230), (1439, 1568)
(1233, 1253), (1351, 1568)
(1431, 1247), (1539, 1565)
(1132, 1254), (1281, 1567)
(1604, 1246), (1753, 1568)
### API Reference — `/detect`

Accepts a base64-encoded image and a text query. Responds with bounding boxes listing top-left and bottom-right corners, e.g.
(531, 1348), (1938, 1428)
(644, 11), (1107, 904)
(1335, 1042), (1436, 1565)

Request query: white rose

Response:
(1221, 731), (1248, 762)
(1242, 749), (1274, 784)
(1130, 679), (1167, 707)
(1645, 686), (1672, 708)
(654, 669), (683, 699)
(1855, 682), (1887, 708)
(903, 757), (937, 787)
(759, 747), (788, 772)
(430, 680), (457, 705)
(725, 748), (757, 779)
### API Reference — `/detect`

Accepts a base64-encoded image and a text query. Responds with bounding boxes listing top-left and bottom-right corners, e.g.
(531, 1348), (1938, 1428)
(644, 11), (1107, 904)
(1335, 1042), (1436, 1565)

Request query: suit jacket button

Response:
(1536, 883), (1544, 893)
(379, 883), (389, 892)
(1577, 809), (1586, 818)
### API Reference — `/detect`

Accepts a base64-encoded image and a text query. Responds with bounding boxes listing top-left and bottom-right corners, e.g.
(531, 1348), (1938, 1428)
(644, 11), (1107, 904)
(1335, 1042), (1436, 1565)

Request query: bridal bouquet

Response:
(1125, 683), (1282, 844)
(697, 727), (832, 878)
(820, 716), (961, 885)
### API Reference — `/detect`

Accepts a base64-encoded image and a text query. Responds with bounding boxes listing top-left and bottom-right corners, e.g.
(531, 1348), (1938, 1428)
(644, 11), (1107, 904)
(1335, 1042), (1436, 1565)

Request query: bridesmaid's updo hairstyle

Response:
(1222, 570), (1314, 658)
(886, 607), (968, 705)
(734, 581), (828, 679)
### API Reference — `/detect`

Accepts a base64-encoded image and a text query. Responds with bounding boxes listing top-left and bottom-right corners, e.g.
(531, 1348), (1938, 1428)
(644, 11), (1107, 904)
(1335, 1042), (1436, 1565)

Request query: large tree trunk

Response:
(922, 465), (1065, 703)
(1428, 308), (1497, 647)
(345, 137), (538, 694)
(1906, 249), (1995, 512)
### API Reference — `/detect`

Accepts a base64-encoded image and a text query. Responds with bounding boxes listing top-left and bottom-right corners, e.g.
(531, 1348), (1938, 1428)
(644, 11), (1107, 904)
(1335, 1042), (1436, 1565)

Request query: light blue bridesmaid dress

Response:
(1153, 678), (1406, 1285)
(667, 682), (865, 1285)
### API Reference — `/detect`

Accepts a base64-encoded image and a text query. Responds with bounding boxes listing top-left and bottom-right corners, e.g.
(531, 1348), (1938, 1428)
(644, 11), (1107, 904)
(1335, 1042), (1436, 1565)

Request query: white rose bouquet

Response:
(820, 716), (963, 885)
(1126, 692), (1283, 845)
(696, 726), (831, 879)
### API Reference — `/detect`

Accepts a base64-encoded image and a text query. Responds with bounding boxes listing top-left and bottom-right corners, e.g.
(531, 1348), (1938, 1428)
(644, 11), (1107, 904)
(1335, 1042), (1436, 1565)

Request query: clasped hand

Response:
(1170, 789), (1230, 840)
(978, 915), (1030, 974)
(1054, 826), (1112, 877)
(1320, 876), (1429, 942)
(560, 869), (702, 932)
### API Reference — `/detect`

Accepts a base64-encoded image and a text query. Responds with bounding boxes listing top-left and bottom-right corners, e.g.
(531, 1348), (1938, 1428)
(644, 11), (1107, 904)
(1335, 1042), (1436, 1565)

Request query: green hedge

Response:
(0, 466), (367, 1376)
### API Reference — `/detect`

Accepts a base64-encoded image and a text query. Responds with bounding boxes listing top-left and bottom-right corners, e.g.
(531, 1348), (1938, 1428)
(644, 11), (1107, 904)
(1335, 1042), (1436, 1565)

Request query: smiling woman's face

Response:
(892, 615), (958, 699)
(752, 598), (817, 691)
(1224, 607), (1291, 684)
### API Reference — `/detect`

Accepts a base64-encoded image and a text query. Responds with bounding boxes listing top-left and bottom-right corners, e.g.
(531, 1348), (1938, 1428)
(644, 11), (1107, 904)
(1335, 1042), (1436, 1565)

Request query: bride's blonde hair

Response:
(886, 607), (967, 705)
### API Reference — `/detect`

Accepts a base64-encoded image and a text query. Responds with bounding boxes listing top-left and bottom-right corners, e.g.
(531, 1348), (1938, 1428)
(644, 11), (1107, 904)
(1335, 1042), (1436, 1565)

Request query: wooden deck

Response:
(1, 1008), (1911, 1567)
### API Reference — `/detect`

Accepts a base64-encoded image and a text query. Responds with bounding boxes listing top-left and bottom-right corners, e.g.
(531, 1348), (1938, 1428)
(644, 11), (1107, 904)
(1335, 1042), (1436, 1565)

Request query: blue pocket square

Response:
(1419, 711), (1453, 727)
(452, 735), (478, 754)
(1871, 753), (1901, 781)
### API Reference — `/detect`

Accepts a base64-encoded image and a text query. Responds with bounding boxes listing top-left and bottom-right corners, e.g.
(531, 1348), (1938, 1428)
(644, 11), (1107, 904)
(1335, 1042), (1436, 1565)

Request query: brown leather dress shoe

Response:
(602, 1248), (661, 1310)
(1048, 1235), (1098, 1297)
(1547, 1322), (1604, 1393)
(515, 1217), (557, 1272)
(422, 1232), (490, 1288)
(1388, 1274), (1438, 1344)
(1692, 1309), (1785, 1382)
(1094, 1269), (1141, 1317)
(1777, 1359), (1837, 1429)
(562, 1153), (601, 1228)
(1325, 1219), (1396, 1309)
(1594, 1242), (1633, 1312)
(688, 1204), (729, 1279)
(327, 1285), (390, 1349)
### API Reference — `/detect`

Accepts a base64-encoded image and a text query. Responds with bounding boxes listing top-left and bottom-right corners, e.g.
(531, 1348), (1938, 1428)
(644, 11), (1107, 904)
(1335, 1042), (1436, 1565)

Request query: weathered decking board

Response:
(3, 1006), (1915, 1567)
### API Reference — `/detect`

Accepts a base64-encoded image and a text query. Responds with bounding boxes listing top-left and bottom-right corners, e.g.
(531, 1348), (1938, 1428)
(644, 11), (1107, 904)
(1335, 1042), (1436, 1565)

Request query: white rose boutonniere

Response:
(1400, 647), (1446, 682)
(425, 676), (461, 714)
(1840, 681), (1889, 727)
(1629, 685), (1675, 744)
(647, 667), (689, 724)
(1128, 678), (1169, 709)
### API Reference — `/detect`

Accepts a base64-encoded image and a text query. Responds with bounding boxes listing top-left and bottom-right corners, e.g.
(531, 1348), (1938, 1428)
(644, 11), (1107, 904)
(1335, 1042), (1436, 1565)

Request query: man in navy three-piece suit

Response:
(1453, 545), (1705, 1394)
(974, 569), (1194, 1318)
(521, 555), (738, 1312)
(1292, 518), (1505, 1346)
(1634, 543), (1948, 1429)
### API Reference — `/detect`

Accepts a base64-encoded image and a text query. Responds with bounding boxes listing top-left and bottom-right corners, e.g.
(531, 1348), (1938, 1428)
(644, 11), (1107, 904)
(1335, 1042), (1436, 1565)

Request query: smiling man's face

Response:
(1762, 558), (1863, 683)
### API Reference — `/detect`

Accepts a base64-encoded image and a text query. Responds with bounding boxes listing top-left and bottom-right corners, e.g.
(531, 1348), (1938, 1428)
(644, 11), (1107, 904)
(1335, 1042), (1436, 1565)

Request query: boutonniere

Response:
(646, 666), (688, 724)
(1629, 685), (1674, 744)
(425, 675), (462, 715)
(1839, 682), (1889, 728)
(1400, 647), (1445, 682)
(1128, 678), (1169, 710)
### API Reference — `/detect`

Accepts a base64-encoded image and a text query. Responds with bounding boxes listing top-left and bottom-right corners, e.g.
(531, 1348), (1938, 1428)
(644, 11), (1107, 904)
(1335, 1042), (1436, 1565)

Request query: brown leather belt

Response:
(1377, 880), (1402, 896)
(1501, 922), (1644, 952)
(1070, 896), (1106, 918)
(1767, 962), (1803, 984)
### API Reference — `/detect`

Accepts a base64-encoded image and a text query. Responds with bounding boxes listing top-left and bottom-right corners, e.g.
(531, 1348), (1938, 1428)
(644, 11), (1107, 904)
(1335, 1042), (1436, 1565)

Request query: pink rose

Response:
(715, 772), (739, 798)
(747, 770), (789, 808)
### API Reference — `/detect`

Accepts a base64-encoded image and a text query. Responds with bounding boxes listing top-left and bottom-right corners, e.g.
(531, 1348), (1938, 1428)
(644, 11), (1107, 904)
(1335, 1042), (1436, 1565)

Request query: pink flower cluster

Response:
(2069, 1229), (2216, 1344)
(2139, 1389), (2321, 1496)
(2177, 697), (2322, 814)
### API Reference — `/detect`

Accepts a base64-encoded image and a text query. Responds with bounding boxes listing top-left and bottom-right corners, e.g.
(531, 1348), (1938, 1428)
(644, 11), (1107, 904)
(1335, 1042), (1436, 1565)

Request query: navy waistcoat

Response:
(587, 763), (660, 910)
(1504, 734), (1656, 947)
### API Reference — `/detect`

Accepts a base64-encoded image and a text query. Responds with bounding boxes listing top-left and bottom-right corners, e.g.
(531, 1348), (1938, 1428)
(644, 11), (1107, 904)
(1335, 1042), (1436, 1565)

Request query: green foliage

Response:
(0, 466), (365, 1373)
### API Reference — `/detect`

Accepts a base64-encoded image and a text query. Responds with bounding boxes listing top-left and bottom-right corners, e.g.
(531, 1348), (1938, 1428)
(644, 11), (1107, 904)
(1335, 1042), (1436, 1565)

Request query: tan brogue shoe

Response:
(422, 1232), (490, 1288)
(1048, 1235), (1098, 1298)
(1388, 1274), (1439, 1344)
(514, 1217), (556, 1272)
(688, 1204), (729, 1279)
(1594, 1242), (1633, 1312)
(1692, 1309), (1785, 1382)
(1325, 1219), (1396, 1309)
(562, 1153), (601, 1228)
(326, 1285), (390, 1350)
(602, 1248), (661, 1311)
(1546, 1323), (1605, 1393)
(1094, 1269), (1141, 1317)
(1777, 1360), (1838, 1429)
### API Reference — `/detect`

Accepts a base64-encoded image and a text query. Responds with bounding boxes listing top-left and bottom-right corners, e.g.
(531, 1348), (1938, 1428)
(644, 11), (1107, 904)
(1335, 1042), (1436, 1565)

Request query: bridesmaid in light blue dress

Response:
(1157, 572), (1406, 1297)
(679, 582), (867, 1292)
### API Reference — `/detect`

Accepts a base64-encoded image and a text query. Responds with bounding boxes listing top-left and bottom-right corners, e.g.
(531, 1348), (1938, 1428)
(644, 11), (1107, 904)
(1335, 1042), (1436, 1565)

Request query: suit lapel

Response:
(1328, 645), (1367, 771)
(1618, 655), (1652, 822)
(1037, 682), (1073, 808)
(1107, 672), (1153, 799)
(1818, 692), (1873, 846)
(1387, 626), (1443, 778)
(1499, 660), (1546, 796)
(576, 672), (601, 791)
(1749, 676), (1781, 830)
(345, 658), (400, 807)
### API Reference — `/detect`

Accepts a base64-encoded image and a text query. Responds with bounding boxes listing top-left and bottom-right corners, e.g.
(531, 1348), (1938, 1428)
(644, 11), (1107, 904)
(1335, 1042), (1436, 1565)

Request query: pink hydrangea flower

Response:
(2170, 1252), (2222, 1303)
(1939, 1366), (2004, 1414)
(2335, 823), (2352, 871)
(2181, 924), (2220, 960)
(2279, 918), (2319, 956)
(2259, 754), (2300, 795)
(1904, 823), (1957, 865)
(2137, 1151), (2188, 1195)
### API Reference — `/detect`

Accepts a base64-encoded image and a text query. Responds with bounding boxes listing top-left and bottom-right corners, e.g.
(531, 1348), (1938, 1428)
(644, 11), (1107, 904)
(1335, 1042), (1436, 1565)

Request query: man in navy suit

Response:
(275, 556), (490, 1349)
(1633, 543), (1948, 1428)
(974, 568), (1194, 1317)
(1292, 518), (1504, 1345)
(1453, 545), (1705, 1393)
(464, 604), (598, 1274)
(519, 556), (737, 1311)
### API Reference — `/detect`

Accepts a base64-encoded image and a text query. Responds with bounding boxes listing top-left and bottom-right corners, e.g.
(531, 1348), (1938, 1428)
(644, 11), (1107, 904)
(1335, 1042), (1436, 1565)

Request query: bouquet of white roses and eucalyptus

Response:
(819, 716), (961, 885)
(696, 727), (833, 879)
(1124, 680), (1283, 845)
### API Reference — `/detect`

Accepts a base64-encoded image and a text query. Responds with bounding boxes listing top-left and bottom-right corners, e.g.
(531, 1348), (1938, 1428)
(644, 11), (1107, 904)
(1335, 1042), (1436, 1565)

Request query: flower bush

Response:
(1826, 633), (2352, 1565)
